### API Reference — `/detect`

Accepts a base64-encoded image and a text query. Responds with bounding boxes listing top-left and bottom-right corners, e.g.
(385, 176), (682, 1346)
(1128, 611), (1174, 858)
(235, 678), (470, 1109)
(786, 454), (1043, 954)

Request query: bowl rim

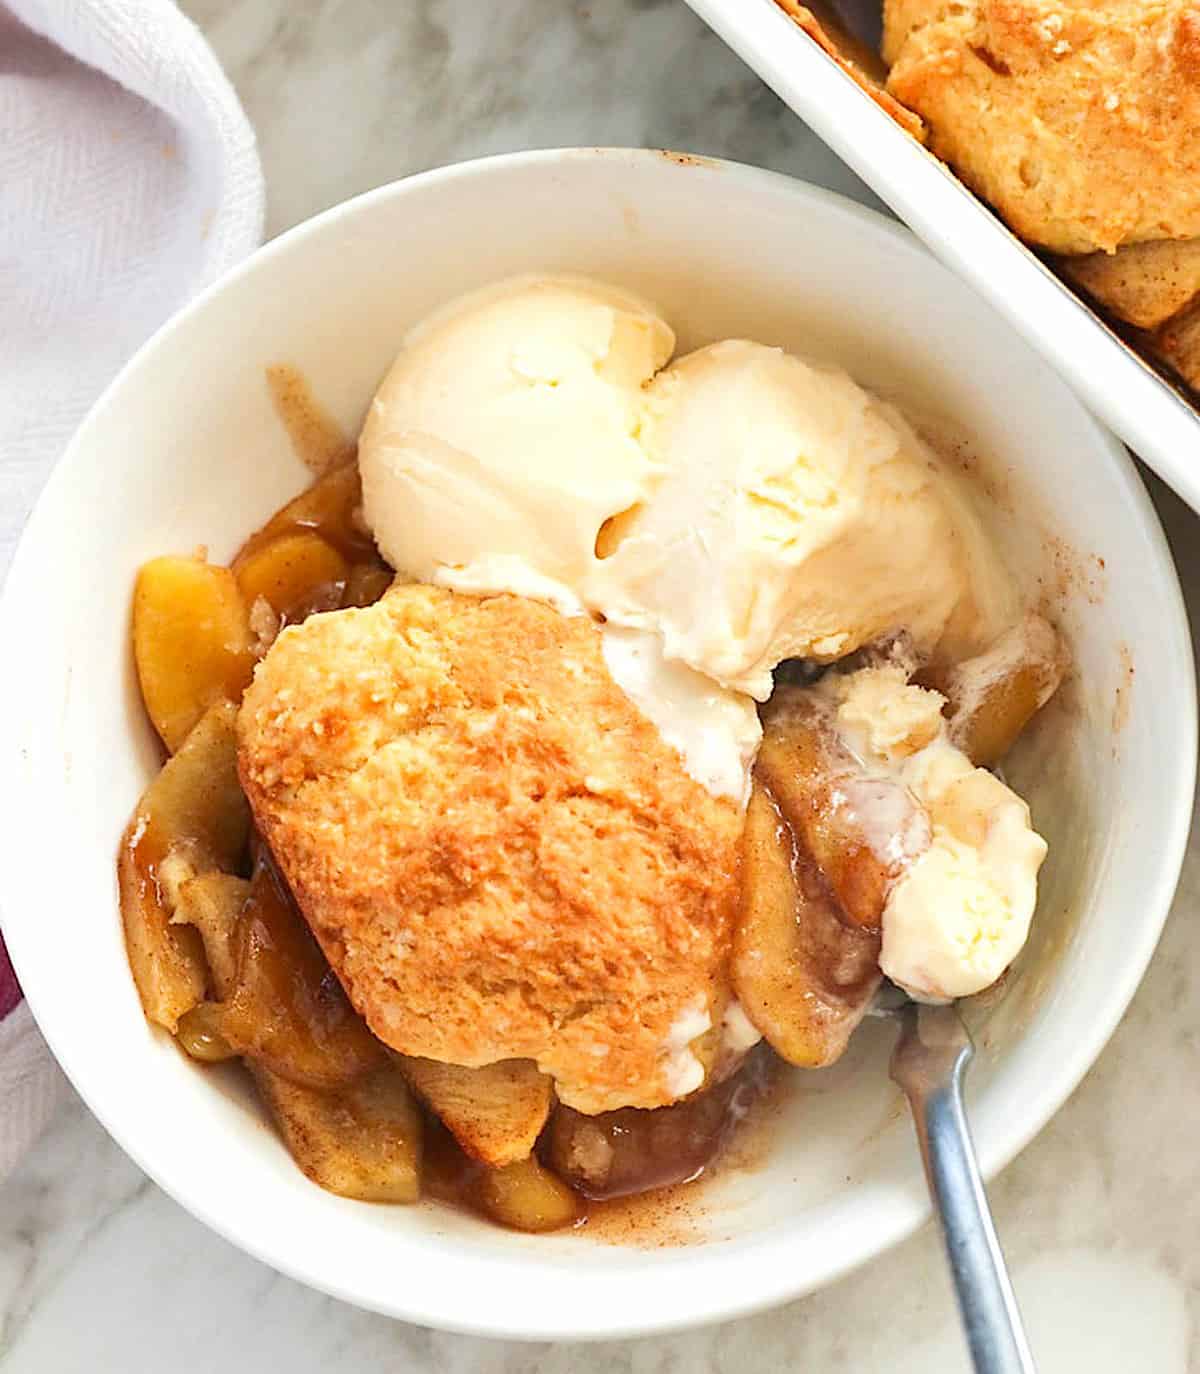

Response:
(1, 147), (1194, 1341)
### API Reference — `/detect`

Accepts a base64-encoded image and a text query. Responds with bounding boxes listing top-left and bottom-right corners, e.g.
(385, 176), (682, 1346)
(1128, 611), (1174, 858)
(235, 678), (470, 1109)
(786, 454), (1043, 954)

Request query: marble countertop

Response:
(3, 1), (1198, 1369)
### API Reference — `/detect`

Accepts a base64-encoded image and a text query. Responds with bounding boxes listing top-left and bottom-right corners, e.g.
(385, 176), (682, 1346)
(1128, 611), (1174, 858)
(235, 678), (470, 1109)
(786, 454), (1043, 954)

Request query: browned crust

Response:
(883, 0), (1200, 256)
(237, 585), (741, 1115)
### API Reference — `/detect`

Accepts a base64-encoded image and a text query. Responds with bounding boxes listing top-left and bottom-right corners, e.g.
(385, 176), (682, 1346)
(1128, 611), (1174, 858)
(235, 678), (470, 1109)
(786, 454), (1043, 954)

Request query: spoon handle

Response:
(909, 1055), (1037, 1374)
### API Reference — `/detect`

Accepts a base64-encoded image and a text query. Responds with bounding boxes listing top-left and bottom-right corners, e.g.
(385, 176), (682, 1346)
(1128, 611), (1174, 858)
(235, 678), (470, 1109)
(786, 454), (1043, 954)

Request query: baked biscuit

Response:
(884, 0), (1200, 255)
(238, 584), (741, 1115)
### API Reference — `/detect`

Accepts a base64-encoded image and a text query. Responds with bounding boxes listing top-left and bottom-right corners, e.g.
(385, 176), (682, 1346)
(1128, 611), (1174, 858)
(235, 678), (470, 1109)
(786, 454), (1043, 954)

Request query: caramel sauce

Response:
(265, 364), (355, 476)
(414, 1050), (775, 1234)
(582, 1061), (791, 1247)
(546, 1048), (775, 1201)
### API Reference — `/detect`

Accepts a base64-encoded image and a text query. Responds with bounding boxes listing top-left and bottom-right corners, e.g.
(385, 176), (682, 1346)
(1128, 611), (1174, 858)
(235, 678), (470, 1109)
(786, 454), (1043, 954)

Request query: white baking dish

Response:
(686, 0), (1200, 513)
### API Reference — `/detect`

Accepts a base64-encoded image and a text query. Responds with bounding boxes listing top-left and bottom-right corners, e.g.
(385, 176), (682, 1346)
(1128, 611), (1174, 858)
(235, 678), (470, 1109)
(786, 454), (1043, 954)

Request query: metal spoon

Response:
(889, 1002), (1037, 1374)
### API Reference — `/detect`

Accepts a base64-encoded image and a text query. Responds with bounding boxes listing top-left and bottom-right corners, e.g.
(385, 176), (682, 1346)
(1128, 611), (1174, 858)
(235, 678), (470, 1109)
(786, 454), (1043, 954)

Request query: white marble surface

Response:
(3, 1), (1200, 1368)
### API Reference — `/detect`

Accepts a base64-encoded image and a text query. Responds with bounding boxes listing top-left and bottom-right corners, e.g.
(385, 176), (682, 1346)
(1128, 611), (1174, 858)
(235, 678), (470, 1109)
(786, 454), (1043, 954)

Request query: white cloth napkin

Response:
(0, 0), (264, 1181)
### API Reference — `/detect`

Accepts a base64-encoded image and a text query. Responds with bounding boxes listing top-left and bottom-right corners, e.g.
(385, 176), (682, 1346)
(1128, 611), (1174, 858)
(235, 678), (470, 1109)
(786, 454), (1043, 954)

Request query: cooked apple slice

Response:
(757, 686), (929, 927)
(133, 555), (255, 752)
(124, 698), (249, 879)
(118, 701), (250, 1030)
(172, 872), (249, 1063)
(120, 861), (206, 1033)
(341, 563), (394, 609)
(544, 1049), (770, 1199)
(941, 613), (1066, 768)
(234, 532), (348, 623)
(189, 856), (385, 1090)
(168, 848), (418, 1201)
(398, 1057), (552, 1168)
(732, 783), (880, 1068)
(252, 1060), (422, 1203)
(235, 461), (377, 566)
(477, 1155), (580, 1232)
(172, 872), (248, 997)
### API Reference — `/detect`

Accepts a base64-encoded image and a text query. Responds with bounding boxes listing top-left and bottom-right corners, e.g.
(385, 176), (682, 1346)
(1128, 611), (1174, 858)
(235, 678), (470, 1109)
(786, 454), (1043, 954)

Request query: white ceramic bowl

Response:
(0, 150), (1193, 1342)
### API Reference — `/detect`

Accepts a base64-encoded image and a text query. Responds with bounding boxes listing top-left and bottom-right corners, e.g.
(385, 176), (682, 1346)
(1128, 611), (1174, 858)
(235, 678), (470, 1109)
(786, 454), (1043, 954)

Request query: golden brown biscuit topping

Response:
(883, 0), (1200, 255)
(238, 585), (742, 1114)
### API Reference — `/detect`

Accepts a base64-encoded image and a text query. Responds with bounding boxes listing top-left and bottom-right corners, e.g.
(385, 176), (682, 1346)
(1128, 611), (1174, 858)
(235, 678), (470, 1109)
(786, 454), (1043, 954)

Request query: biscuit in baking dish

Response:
(883, 0), (1200, 256)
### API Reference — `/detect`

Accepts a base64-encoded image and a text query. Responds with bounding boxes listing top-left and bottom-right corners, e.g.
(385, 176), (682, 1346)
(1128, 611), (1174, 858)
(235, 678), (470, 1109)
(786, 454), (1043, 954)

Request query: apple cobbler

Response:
(120, 465), (1063, 1232)
(119, 279), (1066, 1233)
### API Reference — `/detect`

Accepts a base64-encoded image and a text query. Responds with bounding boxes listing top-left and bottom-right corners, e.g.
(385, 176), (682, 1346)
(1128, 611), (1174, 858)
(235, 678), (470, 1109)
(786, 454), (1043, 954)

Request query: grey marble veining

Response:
(2, 1), (1198, 1369)
(186, 0), (886, 235)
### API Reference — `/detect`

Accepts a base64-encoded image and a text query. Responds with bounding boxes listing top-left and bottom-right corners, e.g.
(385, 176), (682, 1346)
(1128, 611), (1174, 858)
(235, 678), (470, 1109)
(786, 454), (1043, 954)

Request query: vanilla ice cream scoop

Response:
(822, 665), (1047, 1001)
(358, 276), (1018, 809)
(359, 275), (674, 612)
(593, 341), (1014, 700)
(358, 275), (765, 801)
